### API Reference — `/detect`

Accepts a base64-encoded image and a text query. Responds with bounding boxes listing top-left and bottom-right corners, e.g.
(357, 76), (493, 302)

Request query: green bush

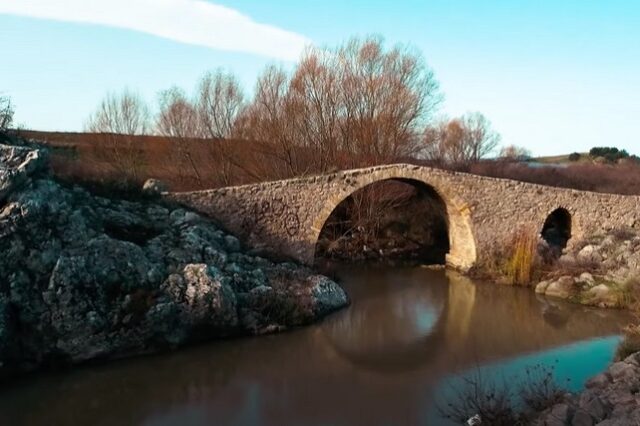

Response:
(589, 147), (631, 163)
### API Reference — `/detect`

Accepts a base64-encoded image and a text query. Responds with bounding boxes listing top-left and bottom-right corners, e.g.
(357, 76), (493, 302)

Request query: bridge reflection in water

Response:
(321, 268), (625, 374)
(0, 269), (629, 426)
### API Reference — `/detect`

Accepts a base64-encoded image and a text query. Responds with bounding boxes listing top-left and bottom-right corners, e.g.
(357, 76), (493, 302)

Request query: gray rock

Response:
(544, 403), (573, 426)
(536, 280), (551, 294)
(571, 409), (594, 426)
(162, 264), (238, 331)
(581, 395), (609, 421)
(577, 272), (595, 286)
(608, 361), (637, 382)
(578, 245), (602, 263)
(309, 275), (349, 317)
(142, 178), (168, 195)
(585, 372), (611, 389)
(0, 143), (47, 202)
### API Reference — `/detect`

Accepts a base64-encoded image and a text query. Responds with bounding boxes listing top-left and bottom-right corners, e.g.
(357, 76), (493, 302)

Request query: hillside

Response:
(9, 130), (640, 196)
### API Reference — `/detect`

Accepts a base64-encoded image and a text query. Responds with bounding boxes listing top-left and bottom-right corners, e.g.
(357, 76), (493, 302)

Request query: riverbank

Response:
(535, 351), (640, 425)
(533, 229), (640, 310)
(0, 135), (348, 379)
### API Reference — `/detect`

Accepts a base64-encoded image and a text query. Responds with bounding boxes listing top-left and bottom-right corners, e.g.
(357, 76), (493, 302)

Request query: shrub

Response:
(568, 152), (581, 162)
(438, 363), (567, 425)
(519, 363), (568, 412)
(438, 372), (522, 425)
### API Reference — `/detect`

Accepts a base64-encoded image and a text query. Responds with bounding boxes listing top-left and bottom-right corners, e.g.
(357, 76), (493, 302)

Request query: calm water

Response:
(0, 267), (630, 426)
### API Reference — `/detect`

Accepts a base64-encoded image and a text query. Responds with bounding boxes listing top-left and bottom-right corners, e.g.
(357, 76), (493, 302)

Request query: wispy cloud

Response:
(0, 0), (310, 60)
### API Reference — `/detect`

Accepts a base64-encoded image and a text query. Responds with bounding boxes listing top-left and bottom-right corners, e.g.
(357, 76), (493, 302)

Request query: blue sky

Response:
(1, 0), (639, 156)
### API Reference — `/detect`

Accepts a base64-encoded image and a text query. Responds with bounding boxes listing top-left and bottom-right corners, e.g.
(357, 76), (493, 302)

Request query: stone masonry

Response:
(167, 164), (640, 271)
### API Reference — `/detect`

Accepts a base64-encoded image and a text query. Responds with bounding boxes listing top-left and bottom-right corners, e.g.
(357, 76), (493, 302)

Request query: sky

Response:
(1, 0), (639, 156)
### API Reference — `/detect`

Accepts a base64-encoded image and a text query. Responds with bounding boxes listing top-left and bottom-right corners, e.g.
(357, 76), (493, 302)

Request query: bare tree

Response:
(335, 37), (442, 163)
(423, 118), (468, 165)
(423, 112), (501, 166)
(193, 70), (245, 185)
(235, 37), (443, 178)
(157, 87), (199, 138)
(0, 95), (14, 132)
(196, 70), (244, 139)
(233, 65), (301, 179)
(156, 86), (202, 184)
(461, 112), (501, 162)
(86, 89), (150, 135)
(500, 145), (531, 161)
(85, 89), (151, 183)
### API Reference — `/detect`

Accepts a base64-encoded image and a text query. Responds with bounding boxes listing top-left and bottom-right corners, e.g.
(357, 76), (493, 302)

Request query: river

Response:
(0, 267), (630, 425)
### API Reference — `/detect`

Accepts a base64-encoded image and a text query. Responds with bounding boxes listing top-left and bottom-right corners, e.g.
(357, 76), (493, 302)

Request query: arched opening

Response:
(540, 208), (572, 256)
(315, 179), (451, 265)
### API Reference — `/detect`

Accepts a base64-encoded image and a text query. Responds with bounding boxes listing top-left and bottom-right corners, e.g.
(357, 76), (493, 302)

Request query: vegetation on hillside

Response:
(589, 147), (639, 163)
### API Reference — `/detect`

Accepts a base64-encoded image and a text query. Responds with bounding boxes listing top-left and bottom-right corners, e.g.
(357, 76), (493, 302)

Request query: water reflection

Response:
(321, 268), (448, 371)
(0, 267), (630, 426)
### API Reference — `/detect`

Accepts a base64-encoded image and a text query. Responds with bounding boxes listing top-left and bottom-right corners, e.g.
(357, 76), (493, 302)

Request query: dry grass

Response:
(474, 226), (541, 286)
(504, 227), (539, 285)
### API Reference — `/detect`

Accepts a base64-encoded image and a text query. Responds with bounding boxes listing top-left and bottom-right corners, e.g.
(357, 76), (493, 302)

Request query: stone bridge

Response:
(167, 164), (640, 270)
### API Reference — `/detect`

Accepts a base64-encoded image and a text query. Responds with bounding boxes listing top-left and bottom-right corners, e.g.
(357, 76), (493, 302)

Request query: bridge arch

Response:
(541, 207), (572, 253)
(309, 173), (477, 270)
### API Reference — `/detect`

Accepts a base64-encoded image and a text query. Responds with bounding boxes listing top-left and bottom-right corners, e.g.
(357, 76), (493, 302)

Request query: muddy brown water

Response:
(0, 267), (629, 426)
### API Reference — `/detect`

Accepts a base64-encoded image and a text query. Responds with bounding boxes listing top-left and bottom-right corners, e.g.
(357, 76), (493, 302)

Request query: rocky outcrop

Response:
(0, 136), (348, 378)
(534, 230), (640, 308)
(536, 352), (640, 425)
(142, 178), (168, 196)
(0, 139), (46, 202)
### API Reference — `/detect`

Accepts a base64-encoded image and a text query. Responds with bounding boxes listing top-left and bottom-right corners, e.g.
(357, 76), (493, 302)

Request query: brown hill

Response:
(14, 130), (640, 196)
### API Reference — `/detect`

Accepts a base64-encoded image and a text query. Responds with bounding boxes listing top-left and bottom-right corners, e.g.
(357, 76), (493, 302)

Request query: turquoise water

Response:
(429, 336), (621, 424)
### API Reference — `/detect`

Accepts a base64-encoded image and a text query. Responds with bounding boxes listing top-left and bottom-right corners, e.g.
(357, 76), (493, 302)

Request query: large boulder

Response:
(0, 139), (349, 378)
(545, 276), (576, 299)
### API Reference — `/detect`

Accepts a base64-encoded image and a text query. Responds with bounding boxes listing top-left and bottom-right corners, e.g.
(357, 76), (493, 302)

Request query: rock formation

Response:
(0, 135), (348, 378)
(535, 230), (640, 308)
